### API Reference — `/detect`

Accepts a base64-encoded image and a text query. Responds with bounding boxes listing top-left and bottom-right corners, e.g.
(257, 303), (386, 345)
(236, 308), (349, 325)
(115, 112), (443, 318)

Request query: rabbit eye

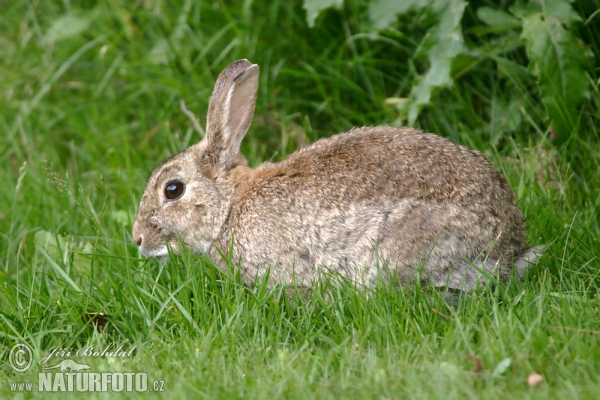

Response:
(165, 181), (185, 200)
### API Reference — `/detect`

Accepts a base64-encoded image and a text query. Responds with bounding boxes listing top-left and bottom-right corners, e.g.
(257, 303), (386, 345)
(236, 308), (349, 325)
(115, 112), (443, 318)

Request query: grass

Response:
(1, 0), (599, 398)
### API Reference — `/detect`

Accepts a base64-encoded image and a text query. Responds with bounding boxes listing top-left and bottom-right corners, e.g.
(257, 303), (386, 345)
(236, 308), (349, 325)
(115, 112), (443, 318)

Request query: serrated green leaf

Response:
(405, 0), (468, 124)
(542, 0), (582, 24)
(477, 7), (520, 26)
(368, 0), (427, 30)
(520, 1), (591, 142)
(512, 0), (581, 24)
(303, 0), (344, 28)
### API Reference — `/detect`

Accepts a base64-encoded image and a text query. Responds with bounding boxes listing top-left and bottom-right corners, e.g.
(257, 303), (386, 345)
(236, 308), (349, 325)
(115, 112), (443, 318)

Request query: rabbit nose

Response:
(132, 220), (143, 247)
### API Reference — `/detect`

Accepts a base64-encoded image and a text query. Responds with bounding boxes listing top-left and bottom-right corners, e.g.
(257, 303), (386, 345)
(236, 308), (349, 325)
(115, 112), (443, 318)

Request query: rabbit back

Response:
(212, 126), (527, 289)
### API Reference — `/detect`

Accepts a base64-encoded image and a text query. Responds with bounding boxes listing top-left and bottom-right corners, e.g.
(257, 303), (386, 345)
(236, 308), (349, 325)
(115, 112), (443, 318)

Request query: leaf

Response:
(38, 247), (82, 293)
(540, 0), (582, 24)
(35, 230), (92, 275)
(46, 14), (90, 42)
(110, 210), (132, 225)
(477, 7), (520, 26)
(510, 2), (542, 19)
(368, 0), (427, 30)
(438, 362), (461, 378)
(404, 0), (468, 124)
(492, 357), (512, 377)
(364, 0), (470, 124)
(488, 97), (524, 139)
(520, 0), (591, 143)
(495, 56), (531, 81)
(302, 0), (344, 28)
(35, 230), (68, 263)
(517, 174), (526, 201)
(147, 38), (171, 65)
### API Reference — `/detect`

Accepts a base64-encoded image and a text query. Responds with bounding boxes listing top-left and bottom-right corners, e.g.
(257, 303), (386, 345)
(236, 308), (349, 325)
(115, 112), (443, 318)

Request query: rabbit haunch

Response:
(132, 59), (542, 291)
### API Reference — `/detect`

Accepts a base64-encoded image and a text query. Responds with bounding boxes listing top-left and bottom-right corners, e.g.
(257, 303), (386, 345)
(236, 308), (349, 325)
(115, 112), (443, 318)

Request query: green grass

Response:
(1, 0), (599, 398)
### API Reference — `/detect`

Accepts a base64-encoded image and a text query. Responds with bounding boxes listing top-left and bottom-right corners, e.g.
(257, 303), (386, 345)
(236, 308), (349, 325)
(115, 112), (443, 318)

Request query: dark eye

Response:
(164, 181), (185, 200)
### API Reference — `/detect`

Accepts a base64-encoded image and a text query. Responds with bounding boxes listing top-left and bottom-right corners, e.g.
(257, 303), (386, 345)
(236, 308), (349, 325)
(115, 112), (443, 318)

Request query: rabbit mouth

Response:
(140, 246), (169, 259)
(138, 236), (211, 259)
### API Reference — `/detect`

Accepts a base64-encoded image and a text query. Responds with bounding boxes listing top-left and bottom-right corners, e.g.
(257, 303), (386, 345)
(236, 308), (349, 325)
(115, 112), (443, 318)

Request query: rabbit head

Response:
(132, 59), (259, 258)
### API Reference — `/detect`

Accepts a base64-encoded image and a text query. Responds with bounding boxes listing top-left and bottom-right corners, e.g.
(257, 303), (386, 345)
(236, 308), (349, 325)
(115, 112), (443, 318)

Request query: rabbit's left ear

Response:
(203, 59), (259, 172)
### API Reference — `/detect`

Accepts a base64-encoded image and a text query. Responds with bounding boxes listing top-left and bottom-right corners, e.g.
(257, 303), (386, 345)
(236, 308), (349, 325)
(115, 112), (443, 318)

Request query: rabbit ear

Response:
(204, 59), (259, 172)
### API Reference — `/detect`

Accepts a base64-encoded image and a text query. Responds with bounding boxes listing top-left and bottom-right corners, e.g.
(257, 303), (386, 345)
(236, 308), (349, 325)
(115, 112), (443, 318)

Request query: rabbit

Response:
(132, 59), (544, 292)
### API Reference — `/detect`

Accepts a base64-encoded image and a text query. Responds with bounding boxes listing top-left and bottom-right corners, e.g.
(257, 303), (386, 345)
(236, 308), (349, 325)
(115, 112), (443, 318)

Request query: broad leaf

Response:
(404, 0), (468, 124)
(492, 357), (513, 377)
(46, 14), (90, 42)
(477, 7), (520, 26)
(35, 230), (92, 276)
(303, 0), (344, 28)
(368, 0), (427, 30)
(519, 0), (591, 142)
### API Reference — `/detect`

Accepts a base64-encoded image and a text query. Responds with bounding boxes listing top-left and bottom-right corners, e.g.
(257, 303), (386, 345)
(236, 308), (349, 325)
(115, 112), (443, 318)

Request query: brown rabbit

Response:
(132, 59), (543, 291)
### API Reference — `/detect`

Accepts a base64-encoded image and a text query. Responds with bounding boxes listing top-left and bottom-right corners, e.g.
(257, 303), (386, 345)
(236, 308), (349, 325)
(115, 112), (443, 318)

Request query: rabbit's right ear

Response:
(202, 59), (259, 176)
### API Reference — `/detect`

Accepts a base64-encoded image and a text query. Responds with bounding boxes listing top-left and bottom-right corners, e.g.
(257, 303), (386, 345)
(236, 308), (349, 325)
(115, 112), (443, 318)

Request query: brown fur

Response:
(132, 59), (542, 291)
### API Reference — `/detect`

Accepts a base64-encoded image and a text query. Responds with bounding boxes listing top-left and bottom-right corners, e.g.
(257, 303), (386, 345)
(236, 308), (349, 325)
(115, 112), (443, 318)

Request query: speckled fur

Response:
(132, 59), (542, 291)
